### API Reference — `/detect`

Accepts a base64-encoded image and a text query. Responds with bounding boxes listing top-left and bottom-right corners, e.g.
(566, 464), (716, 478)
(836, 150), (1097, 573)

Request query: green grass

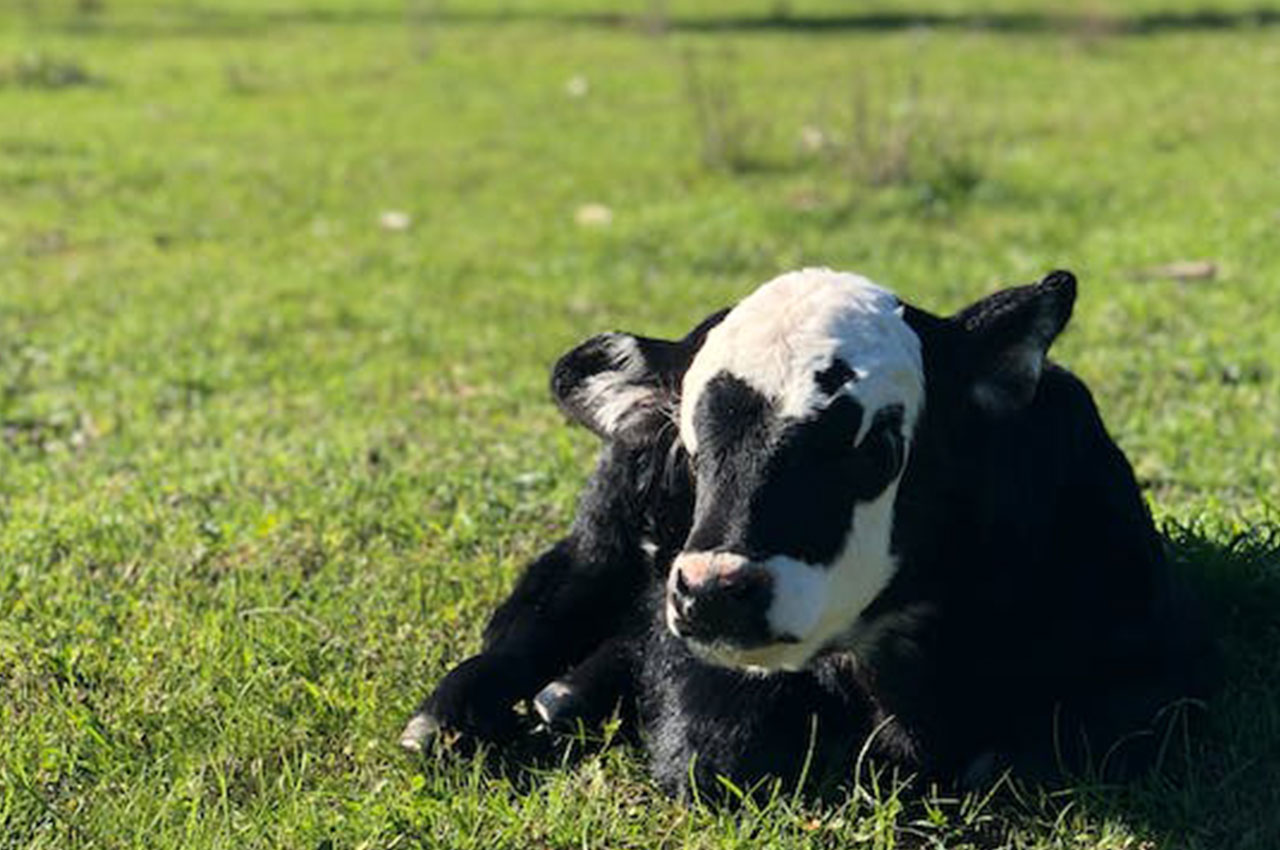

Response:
(1, 0), (1279, 847)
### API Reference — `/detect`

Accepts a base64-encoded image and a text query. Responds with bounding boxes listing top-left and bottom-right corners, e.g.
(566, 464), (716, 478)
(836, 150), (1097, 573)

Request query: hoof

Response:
(399, 711), (440, 752)
(533, 680), (581, 729)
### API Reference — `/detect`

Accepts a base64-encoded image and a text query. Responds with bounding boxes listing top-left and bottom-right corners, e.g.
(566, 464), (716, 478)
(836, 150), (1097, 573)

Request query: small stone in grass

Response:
(1136, 260), (1216, 281)
(575, 203), (613, 227)
(799, 124), (827, 153)
(379, 210), (412, 232)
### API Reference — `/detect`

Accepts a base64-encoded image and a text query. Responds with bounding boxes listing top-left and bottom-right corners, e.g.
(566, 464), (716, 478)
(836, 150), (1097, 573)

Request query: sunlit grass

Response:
(1, 1), (1278, 847)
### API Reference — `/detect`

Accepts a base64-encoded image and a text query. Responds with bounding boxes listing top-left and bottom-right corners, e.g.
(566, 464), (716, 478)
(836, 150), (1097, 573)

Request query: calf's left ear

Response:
(551, 309), (728, 442)
(955, 270), (1077, 415)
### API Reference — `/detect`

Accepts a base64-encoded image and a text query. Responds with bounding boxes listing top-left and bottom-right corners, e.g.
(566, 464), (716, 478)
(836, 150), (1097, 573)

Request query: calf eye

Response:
(815, 358), (856, 395)
(849, 406), (905, 500)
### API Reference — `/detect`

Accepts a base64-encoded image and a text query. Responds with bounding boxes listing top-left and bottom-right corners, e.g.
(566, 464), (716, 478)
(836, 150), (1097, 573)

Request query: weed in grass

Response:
(0, 52), (101, 89)
(405, 0), (438, 60)
(680, 47), (772, 175)
(223, 61), (270, 95)
(800, 72), (989, 215)
(643, 0), (669, 35)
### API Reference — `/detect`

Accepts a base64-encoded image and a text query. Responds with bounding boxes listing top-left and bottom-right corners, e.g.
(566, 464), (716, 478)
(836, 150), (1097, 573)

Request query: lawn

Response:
(1, 0), (1279, 847)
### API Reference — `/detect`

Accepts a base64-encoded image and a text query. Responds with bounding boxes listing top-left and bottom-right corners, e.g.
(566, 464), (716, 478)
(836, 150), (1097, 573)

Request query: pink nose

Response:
(670, 551), (750, 591)
(666, 551), (774, 645)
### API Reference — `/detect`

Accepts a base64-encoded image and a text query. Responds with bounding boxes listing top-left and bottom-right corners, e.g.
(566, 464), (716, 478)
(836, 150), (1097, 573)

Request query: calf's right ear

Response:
(551, 309), (728, 443)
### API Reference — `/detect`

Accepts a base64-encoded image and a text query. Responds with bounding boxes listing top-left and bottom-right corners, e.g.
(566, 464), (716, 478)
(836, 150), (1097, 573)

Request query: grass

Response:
(1, 0), (1278, 846)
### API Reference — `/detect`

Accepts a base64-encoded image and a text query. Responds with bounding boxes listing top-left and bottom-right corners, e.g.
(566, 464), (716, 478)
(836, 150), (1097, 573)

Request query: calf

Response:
(402, 268), (1215, 797)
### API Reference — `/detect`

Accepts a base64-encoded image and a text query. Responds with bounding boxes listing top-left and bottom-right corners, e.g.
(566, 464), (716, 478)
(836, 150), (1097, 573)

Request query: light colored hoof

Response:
(533, 681), (577, 726)
(399, 712), (439, 752)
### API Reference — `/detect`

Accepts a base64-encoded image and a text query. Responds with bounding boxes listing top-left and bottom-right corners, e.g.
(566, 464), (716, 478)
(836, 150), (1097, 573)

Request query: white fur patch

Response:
(680, 268), (923, 451)
(761, 555), (827, 641)
(532, 680), (576, 726)
(575, 333), (655, 435)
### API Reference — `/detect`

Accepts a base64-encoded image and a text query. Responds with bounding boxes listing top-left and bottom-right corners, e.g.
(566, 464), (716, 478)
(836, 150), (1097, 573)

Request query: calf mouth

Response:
(666, 593), (803, 673)
(680, 632), (809, 675)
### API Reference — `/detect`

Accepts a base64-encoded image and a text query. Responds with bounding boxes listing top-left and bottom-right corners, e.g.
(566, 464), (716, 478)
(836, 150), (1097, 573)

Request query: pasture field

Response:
(2, 0), (1279, 847)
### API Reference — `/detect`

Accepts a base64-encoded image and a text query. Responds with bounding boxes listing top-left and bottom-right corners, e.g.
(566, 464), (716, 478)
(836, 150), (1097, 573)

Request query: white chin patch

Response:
(762, 556), (828, 642)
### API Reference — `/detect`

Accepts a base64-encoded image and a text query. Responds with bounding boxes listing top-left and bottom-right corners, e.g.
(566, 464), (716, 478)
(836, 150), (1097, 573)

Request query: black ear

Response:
(551, 309), (728, 442)
(954, 270), (1077, 415)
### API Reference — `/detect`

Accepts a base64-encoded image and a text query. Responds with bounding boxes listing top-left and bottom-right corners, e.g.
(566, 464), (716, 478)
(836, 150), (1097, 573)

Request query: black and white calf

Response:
(403, 268), (1216, 796)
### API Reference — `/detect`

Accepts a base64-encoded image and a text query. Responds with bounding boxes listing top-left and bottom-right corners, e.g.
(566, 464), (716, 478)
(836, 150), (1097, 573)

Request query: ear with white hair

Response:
(551, 309), (728, 442)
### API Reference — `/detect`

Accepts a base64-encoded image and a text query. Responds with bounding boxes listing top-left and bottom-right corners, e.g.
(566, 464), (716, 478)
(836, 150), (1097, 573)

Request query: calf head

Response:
(553, 268), (1076, 673)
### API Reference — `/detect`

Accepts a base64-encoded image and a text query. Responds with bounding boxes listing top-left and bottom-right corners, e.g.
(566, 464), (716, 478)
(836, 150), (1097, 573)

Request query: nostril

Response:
(714, 567), (750, 590)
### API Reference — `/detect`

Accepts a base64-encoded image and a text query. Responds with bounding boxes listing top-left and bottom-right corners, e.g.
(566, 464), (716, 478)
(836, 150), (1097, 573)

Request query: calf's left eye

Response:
(847, 407), (906, 500)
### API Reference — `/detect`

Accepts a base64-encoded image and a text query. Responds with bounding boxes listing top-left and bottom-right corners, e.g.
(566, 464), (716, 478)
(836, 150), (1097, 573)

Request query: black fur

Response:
(407, 270), (1217, 799)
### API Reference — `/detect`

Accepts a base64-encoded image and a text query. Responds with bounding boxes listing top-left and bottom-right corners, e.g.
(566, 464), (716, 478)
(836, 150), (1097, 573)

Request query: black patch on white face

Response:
(814, 358), (856, 396)
(684, 369), (907, 566)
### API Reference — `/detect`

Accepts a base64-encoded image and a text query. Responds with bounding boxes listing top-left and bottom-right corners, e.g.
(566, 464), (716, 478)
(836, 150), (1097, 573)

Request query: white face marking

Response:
(680, 268), (924, 452)
(673, 268), (925, 670)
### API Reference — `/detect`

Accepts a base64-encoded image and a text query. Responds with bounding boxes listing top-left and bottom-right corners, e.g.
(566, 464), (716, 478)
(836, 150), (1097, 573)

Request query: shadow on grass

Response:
(588, 8), (1280, 37)
(25, 5), (1280, 40)
(1074, 522), (1280, 850)
(930, 522), (1280, 849)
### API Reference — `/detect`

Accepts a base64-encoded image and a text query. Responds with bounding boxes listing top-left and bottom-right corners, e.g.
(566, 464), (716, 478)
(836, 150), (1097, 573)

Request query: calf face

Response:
(553, 268), (1076, 673)
(669, 271), (924, 671)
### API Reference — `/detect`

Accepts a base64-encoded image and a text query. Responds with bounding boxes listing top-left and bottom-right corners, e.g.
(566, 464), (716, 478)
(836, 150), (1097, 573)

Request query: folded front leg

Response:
(403, 311), (723, 754)
(402, 443), (658, 752)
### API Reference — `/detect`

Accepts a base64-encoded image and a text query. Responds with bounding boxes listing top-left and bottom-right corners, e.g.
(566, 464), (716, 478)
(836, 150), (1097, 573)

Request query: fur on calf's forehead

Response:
(680, 268), (925, 453)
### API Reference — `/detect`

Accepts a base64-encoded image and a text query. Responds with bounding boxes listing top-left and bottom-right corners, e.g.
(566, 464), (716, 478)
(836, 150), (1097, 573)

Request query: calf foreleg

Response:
(402, 444), (653, 750)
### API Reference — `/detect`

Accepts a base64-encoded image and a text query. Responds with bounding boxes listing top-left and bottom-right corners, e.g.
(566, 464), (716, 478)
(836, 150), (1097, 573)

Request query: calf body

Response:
(404, 269), (1215, 797)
